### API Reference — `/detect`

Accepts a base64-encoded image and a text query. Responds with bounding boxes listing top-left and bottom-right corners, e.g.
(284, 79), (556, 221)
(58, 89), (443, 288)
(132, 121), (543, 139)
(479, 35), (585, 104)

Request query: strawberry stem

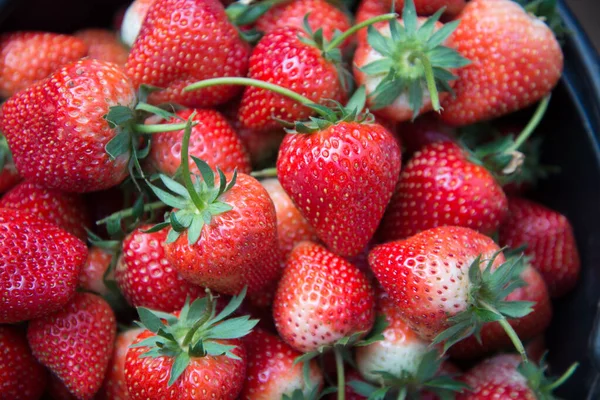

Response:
(479, 299), (528, 362)
(250, 167), (278, 178)
(96, 201), (165, 225)
(546, 362), (579, 390)
(334, 347), (346, 400)
(132, 121), (190, 134)
(414, 51), (441, 112)
(506, 95), (551, 153)
(180, 115), (207, 211)
(324, 13), (397, 52)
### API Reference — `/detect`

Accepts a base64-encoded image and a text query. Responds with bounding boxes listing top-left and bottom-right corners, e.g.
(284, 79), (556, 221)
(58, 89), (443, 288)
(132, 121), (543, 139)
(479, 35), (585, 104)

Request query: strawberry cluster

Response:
(0, 0), (582, 399)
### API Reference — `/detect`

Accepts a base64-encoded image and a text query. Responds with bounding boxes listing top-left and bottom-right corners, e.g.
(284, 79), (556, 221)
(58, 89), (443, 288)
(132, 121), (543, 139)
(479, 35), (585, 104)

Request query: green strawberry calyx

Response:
(225, 0), (286, 43)
(0, 133), (14, 173)
(518, 353), (578, 400)
(361, 0), (470, 118)
(131, 287), (258, 387)
(432, 250), (535, 361)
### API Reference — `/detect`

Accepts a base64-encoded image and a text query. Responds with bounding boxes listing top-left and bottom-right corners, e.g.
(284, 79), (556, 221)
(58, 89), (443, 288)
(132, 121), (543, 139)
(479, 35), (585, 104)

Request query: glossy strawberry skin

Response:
(0, 32), (88, 98)
(74, 29), (129, 66)
(28, 293), (117, 400)
(0, 181), (90, 240)
(165, 172), (280, 295)
(273, 241), (376, 353)
(0, 325), (47, 400)
(116, 225), (205, 312)
(239, 329), (323, 399)
(440, 0), (563, 126)
(277, 121), (401, 257)
(377, 141), (508, 242)
(125, 330), (247, 400)
(368, 226), (504, 341)
(125, 0), (250, 108)
(0, 208), (87, 324)
(0, 58), (136, 192)
(79, 246), (113, 296)
(148, 108), (251, 176)
(238, 27), (344, 131)
(499, 197), (580, 297)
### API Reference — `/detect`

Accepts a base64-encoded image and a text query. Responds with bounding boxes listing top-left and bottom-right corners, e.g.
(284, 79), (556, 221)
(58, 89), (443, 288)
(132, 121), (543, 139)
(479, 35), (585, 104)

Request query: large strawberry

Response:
(120, 0), (156, 47)
(369, 226), (535, 358)
(125, 0), (251, 108)
(377, 141), (507, 242)
(0, 208), (87, 323)
(0, 180), (90, 240)
(0, 326), (47, 400)
(440, 0), (563, 126)
(28, 293), (117, 400)
(0, 32), (88, 98)
(124, 290), (256, 399)
(74, 29), (129, 66)
(499, 197), (580, 297)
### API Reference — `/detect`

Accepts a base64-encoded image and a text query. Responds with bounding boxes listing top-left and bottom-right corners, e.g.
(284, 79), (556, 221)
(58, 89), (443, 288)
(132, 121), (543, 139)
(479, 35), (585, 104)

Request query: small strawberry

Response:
(0, 133), (20, 193)
(0, 325), (47, 400)
(440, 0), (563, 126)
(28, 293), (117, 400)
(0, 32), (88, 98)
(0, 208), (87, 323)
(369, 226), (535, 358)
(499, 197), (580, 297)
(79, 246), (113, 296)
(0, 180), (90, 240)
(239, 328), (323, 399)
(120, 0), (156, 47)
(377, 141), (508, 242)
(116, 225), (205, 312)
(74, 29), (129, 66)
(125, 290), (256, 399)
(148, 108), (251, 176)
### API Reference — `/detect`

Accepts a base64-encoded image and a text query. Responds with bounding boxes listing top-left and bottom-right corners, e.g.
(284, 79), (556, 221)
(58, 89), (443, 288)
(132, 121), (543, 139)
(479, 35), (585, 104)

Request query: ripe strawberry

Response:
(273, 241), (376, 353)
(148, 108), (251, 176)
(499, 197), (580, 297)
(377, 141), (508, 242)
(440, 0), (563, 126)
(126, 0), (251, 108)
(28, 293), (117, 400)
(398, 115), (455, 156)
(369, 226), (534, 356)
(0, 325), (47, 400)
(239, 328), (323, 399)
(0, 134), (21, 193)
(74, 29), (129, 66)
(0, 180), (90, 240)
(116, 225), (205, 312)
(79, 246), (113, 296)
(0, 58), (136, 192)
(120, 0), (156, 47)
(124, 291), (256, 400)
(0, 208), (87, 323)
(0, 32), (88, 98)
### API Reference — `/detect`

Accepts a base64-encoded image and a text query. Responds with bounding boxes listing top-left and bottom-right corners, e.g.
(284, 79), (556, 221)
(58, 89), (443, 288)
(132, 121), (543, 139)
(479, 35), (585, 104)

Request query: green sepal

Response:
(0, 133), (12, 172)
(517, 352), (578, 400)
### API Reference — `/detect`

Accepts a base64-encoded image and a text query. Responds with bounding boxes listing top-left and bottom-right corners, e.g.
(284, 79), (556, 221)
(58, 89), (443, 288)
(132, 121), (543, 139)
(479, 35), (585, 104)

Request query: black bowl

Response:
(1, 0), (599, 398)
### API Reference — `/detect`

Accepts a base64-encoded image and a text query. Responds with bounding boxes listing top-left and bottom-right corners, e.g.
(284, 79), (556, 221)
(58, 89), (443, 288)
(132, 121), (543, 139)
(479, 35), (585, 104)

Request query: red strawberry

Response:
(239, 328), (323, 399)
(398, 115), (455, 156)
(0, 134), (21, 193)
(125, 0), (250, 108)
(79, 246), (113, 296)
(116, 225), (205, 312)
(0, 180), (90, 240)
(0, 208), (87, 323)
(440, 0), (563, 126)
(75, 29), (129, 66)
(0, 58), (136, 192)
(0, 32), (88, 98)
(0, 325), (47, 400)
(273, 241), (376, 353)
(120, 0), (156, 47)
(148, 108), (251, 176)
(28, 293), (117, 400)
(499, 197), (580, 297)
(377, 141), (508, 242)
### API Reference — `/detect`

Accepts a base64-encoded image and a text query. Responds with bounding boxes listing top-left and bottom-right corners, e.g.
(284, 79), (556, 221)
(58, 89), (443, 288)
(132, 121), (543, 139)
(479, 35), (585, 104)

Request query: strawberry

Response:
(116, 225), (205, 312)
(0, 32), (88, 98)
(125, 0), (251, 108)
(120, 0), (156, 47)
(148, 108), (252, 176)
(0, 208), (87, 323)
(440, 0), (563, 126)
(377, 141), (508, 242)
(0, 58), (136, 192)
(353, 0), (469, 122)
(0, 180), (90, 240)
(397, 115), (455, 156)
(124, 291), (256, 400)
(79, 246), (113, 296)
(239, 328), (323, 399)
(499, 197), (580, 297)
(0, 325), (47, 400)
(28, 293), (117, 400)
(369, 226), (535, 357)
(458, 354), (577, 400)
(74, 29), (129, 66)
(0, 134), (20, 193)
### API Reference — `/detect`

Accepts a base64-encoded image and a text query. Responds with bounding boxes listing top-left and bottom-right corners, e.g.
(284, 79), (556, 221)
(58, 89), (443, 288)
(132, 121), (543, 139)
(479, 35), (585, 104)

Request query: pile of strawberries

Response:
(0, 0), (584, 399)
